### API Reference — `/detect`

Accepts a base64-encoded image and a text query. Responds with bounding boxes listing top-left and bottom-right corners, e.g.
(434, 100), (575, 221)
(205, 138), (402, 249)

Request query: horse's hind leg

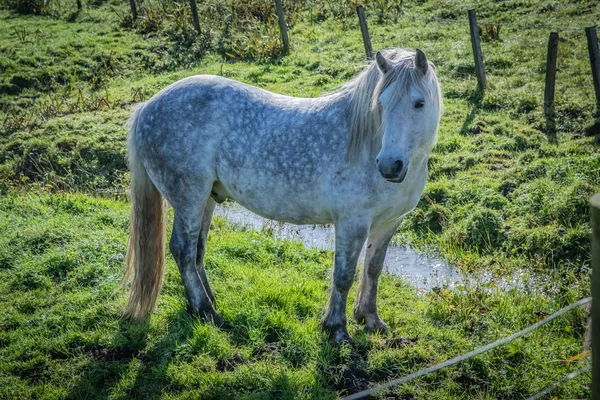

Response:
(170, 196), (223, 326)
(353, 220), (401, 333)
(196, 197), (216, 305)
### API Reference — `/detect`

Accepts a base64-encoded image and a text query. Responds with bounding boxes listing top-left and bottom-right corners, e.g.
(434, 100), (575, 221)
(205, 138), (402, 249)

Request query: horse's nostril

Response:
(394, 160), (404, 173)
(376, 158), (379, 164)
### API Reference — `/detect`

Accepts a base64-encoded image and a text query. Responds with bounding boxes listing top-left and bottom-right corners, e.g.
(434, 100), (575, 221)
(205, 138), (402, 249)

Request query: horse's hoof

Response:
(210, 313), (232, 330)
(355, 311), (389, 334)
(188, 305), (226, 327)
(207, 311), (226, 328)
(332, 329), (353, 343)
(321, 322), (353, 343)
(365, 317), (389, 334)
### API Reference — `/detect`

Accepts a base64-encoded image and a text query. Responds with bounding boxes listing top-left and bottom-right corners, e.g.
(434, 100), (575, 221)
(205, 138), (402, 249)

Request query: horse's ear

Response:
(415, 49), (428, 75)
(375, 51), (390, 74)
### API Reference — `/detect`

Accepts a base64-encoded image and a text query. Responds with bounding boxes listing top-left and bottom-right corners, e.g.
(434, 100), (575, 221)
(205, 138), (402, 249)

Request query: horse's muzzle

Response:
(377, 158), (409, 183)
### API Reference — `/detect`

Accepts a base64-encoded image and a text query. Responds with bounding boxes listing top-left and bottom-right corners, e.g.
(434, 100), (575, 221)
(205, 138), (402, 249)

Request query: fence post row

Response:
(467, 9), (486, 90)
(275, 0), (290, 55)
(356, 5), (373, 60)
(129, 0), (137, 20)
(592, 194), (600, 400)
(586, 27), (600, 108)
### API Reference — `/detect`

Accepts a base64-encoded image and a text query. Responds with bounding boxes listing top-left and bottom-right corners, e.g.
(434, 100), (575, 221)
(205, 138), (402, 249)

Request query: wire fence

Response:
(526, 365), (591, 400)
(342, 297), (593, 400)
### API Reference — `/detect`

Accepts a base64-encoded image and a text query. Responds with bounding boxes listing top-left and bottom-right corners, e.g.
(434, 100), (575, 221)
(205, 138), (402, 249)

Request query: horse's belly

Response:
(217, 170), (333, 225)
(230, 191), (333, 225)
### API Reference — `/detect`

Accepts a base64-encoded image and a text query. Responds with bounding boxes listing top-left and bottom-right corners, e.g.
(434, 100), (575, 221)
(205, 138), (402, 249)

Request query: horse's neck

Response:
(315, 91), (355, 144)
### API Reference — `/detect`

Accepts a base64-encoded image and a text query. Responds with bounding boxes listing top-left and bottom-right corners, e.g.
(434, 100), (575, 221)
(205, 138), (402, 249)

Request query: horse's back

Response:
(134, 75), (331, 150)
(133, 76), (278, 169)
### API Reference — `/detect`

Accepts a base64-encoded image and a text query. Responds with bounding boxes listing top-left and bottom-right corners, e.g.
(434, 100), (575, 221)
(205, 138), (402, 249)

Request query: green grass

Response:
(1, 0), (599, 272)
(0, 0), (598, 397)
(0, 193), (592, 398)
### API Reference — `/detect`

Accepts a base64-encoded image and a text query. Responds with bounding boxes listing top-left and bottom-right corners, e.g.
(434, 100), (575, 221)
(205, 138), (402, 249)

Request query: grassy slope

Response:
(0, 193), (591, 399)
(0, 0), (598, 397)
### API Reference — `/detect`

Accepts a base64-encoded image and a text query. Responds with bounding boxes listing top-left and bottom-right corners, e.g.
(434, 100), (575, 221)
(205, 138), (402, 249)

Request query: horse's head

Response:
(373, 49), (442, 183)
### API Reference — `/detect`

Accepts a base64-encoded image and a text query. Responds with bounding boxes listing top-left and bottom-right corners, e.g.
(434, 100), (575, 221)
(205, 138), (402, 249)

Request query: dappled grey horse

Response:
(123, 49), (443, 342)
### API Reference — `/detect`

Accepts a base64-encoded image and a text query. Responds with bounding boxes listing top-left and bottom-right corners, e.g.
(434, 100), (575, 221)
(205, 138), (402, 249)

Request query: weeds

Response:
(2, 87), (115, 133)
(1, 0), (49, 14)
(478, 23), (501, 41)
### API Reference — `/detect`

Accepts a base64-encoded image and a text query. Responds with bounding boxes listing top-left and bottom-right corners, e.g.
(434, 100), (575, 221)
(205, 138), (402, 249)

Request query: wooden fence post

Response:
(275, 0), (289, 55)
(586, 27), (600, 108)
(189, 0), (200, 33)
(468, 9), (486, 90)
(544, 32), (559, 110)
(544, 32), (558, 134)
(356, 5), (373, 59)
(129, 0), (137, 20)
(591, 193), (600, 400)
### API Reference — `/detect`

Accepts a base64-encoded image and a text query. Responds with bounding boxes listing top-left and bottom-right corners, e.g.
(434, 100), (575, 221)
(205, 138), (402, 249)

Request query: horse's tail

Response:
(122, 103), (166, 320)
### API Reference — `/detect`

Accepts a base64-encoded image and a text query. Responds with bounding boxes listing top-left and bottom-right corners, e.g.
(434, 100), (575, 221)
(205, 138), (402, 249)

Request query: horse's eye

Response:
(415, 101), (425, 109)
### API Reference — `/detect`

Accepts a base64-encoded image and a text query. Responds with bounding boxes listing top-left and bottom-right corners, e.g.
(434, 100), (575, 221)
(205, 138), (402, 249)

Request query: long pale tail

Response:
(122, 103), (166, 320)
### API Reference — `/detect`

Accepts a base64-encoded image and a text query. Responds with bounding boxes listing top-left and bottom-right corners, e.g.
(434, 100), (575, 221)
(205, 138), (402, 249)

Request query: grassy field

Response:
(0, 0), (598, 397)
(0, 193), (592, 398)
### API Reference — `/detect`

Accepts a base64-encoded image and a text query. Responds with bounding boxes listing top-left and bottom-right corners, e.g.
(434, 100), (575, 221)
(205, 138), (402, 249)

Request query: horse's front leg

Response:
(353, 219), (401, 333)
(321, 219), (369, 342)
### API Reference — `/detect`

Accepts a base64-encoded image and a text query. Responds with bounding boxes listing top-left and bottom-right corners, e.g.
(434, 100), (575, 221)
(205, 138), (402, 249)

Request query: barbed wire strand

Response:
(525, 365), (592, 400)
(341, 297), (592, 400)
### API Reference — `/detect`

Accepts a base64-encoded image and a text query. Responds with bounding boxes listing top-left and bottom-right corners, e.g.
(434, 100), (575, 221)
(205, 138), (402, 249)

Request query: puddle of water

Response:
(214, 203), (463, 291)
(214, 203), (552, 295)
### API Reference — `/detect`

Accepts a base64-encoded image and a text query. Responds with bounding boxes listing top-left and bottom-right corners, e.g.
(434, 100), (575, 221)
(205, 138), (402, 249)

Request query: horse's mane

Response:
(329, 48), (443, 160)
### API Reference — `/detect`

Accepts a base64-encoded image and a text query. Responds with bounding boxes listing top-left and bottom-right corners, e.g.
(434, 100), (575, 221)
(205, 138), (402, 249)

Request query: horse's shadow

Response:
(66, 311), (410, 399)
(585, 108), (600, 143)
(314, 339), (372, 397)
(312, 330), (418, 399)
(67, 310), (195, 400)
(458, 88), (483, 135)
